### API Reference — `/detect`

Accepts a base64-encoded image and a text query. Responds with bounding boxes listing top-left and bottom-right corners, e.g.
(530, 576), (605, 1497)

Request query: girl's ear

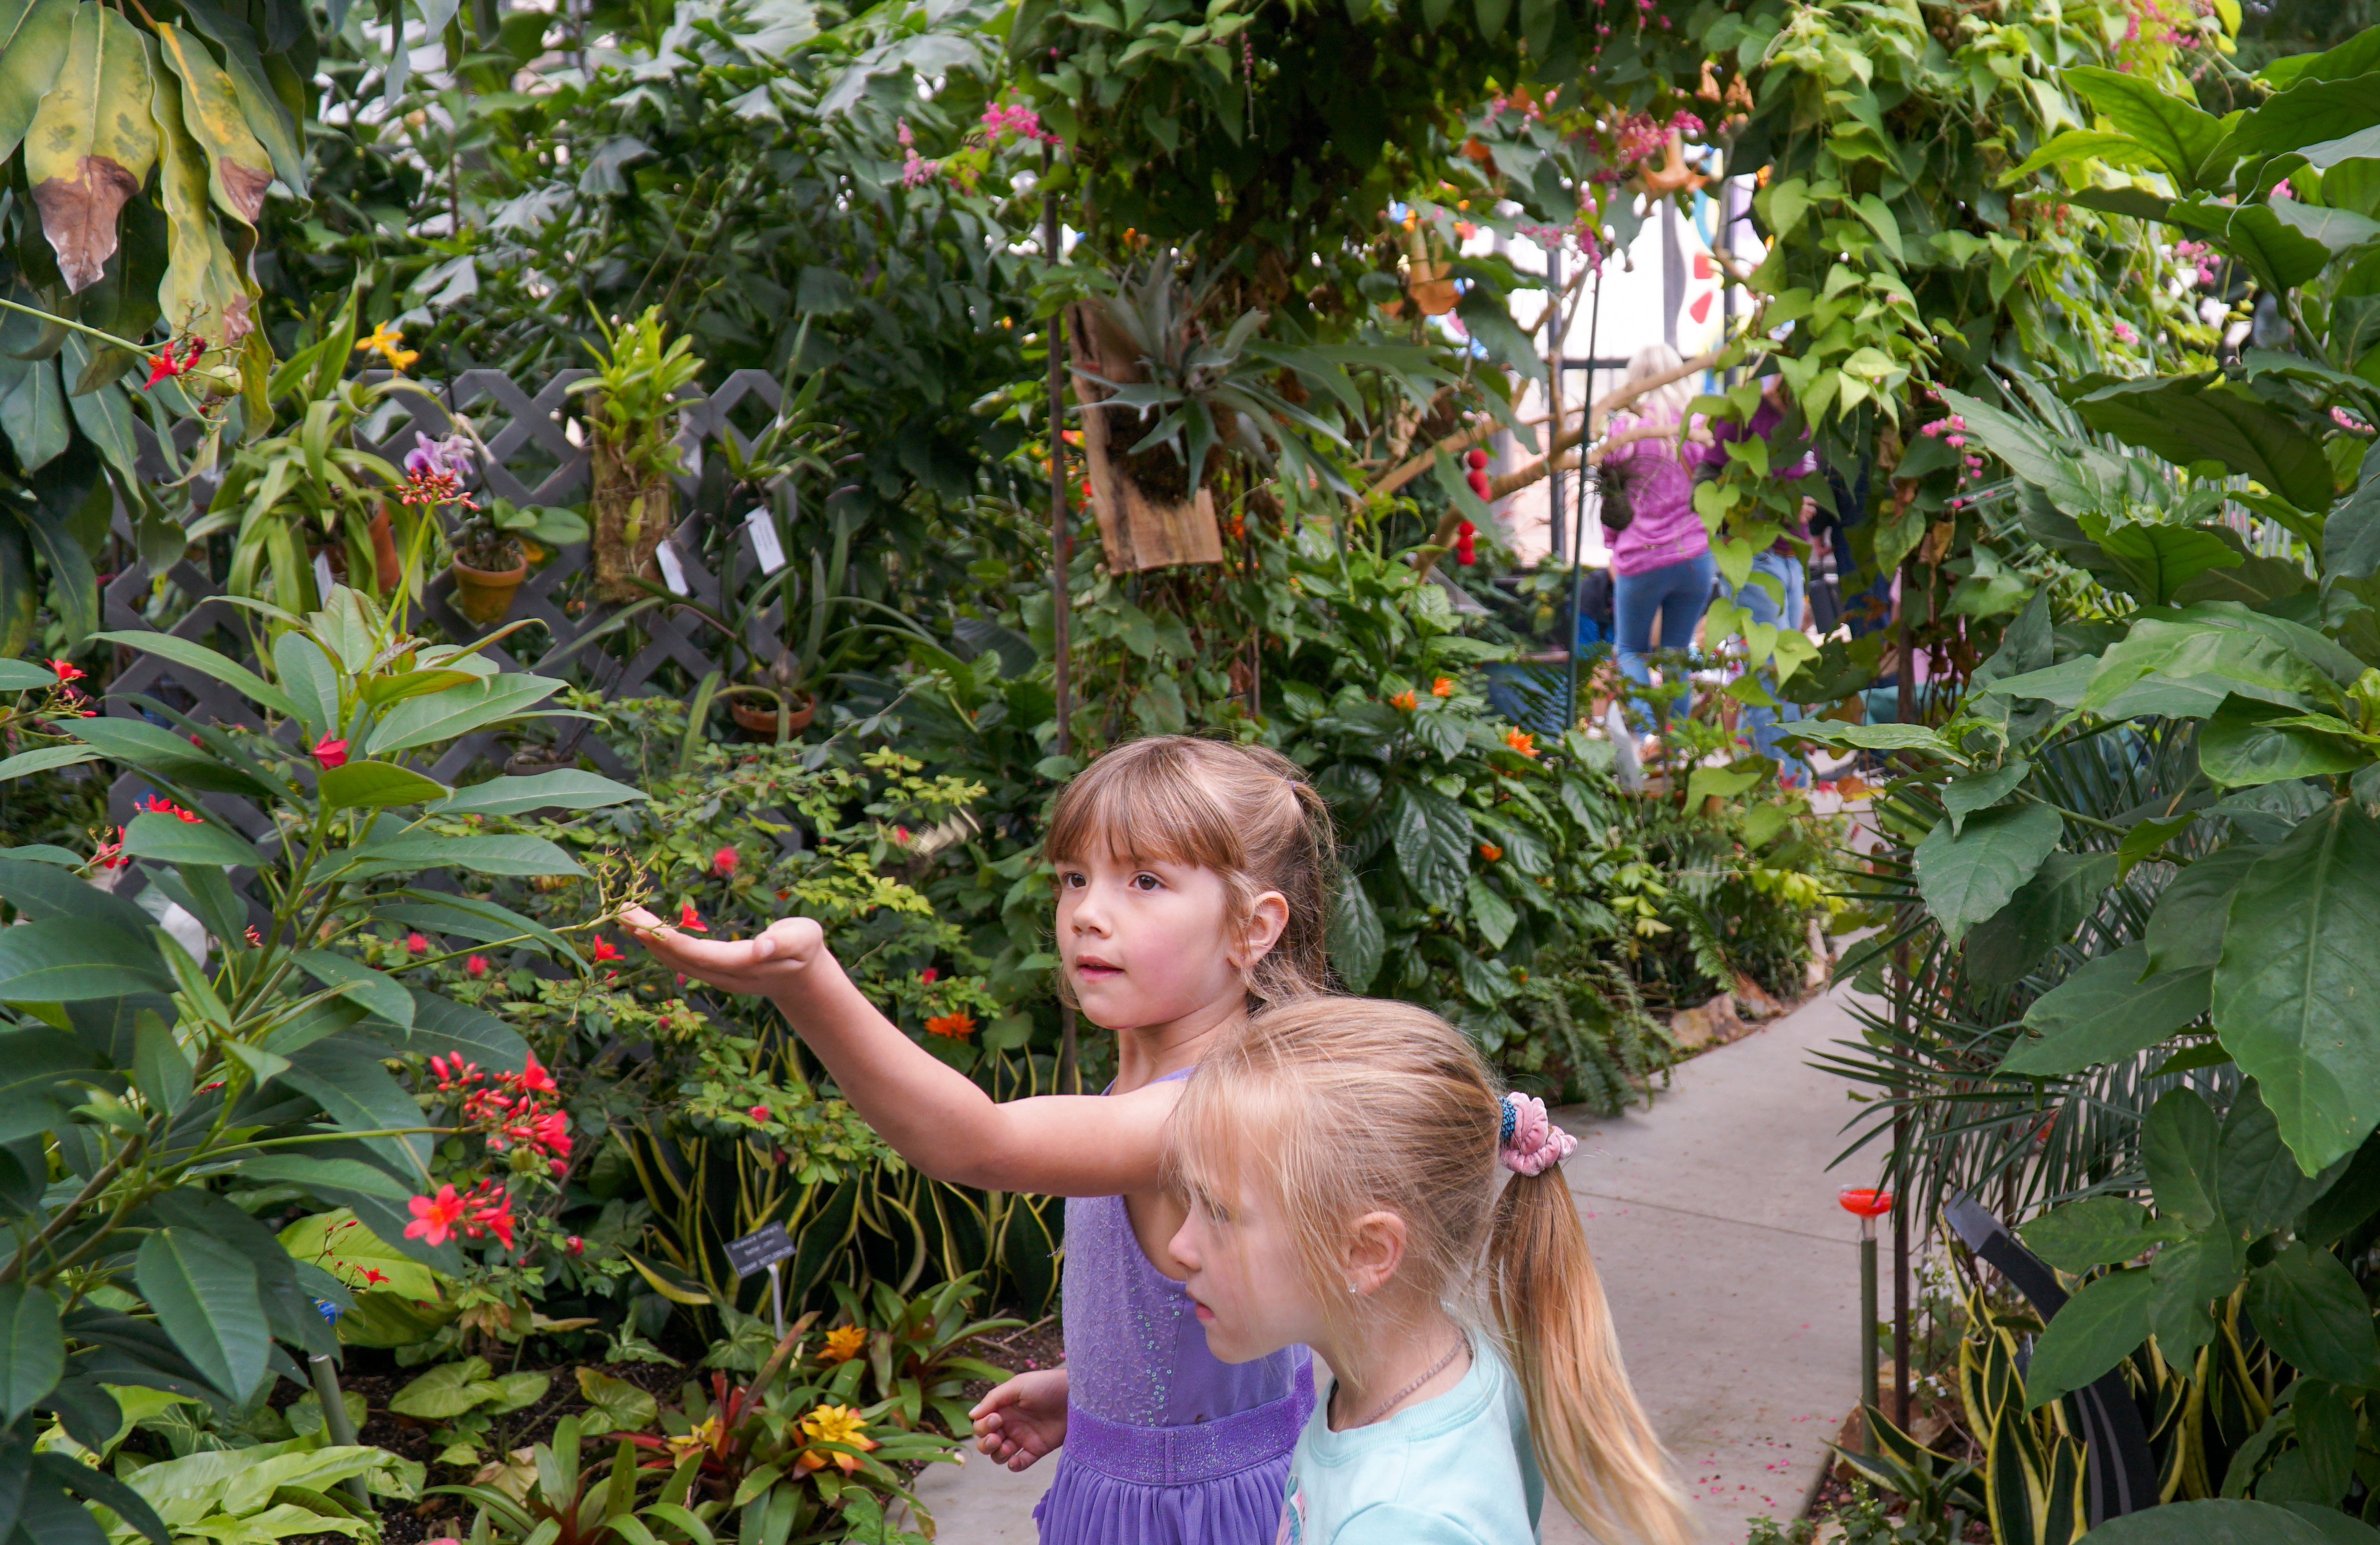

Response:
(1344, 1210), (1408, 1298)
(1235, 888), (1290, 969)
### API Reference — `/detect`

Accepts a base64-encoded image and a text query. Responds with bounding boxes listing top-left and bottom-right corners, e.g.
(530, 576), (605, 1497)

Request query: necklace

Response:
(1344, 1336), (1465, 1429)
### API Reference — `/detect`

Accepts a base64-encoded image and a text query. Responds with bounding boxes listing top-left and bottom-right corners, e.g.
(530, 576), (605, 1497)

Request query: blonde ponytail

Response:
(1170, 997), (1696, 1545)
(1491, 1169), (1696, 1545)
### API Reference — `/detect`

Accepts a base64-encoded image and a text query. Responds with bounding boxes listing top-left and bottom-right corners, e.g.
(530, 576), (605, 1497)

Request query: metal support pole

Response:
(1042, 162), (1080, 1097)
(1892, 558), (1914, 1431)
(1859, 1219), (1880, 1425)
(1563, 261), (1604, 733)
(768, 1261), (785, 1337)
(1547, 248), (1564, 562)
(310, 1353), (373, 1507)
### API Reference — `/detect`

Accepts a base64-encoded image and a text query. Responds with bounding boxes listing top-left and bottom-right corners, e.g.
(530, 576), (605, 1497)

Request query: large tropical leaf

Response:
(22, 3), (159, 292)
(0, 0), (76, 165)
(2072, 376), (2334, 512)
(1912, 802), (2064, 946)
(133, 1228), (267, 1402)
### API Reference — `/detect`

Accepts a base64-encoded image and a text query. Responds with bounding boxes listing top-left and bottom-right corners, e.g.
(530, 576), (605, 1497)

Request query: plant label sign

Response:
(745, 508), (786, 575)
(655, 539), (691, 596)
(725, 1220), (795, 1279)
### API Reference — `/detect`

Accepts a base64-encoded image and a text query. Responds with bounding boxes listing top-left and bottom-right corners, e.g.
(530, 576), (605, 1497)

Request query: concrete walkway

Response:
(908, 985), (1875, 1544)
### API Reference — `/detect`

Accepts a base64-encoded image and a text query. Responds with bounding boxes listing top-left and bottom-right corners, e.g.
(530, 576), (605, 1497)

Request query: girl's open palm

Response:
(970, 1367), (1068, 1471)
(620, 906), (824, 996)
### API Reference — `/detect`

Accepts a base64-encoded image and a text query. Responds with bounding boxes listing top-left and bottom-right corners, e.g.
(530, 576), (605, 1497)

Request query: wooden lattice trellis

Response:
(99, 369), (800, 837)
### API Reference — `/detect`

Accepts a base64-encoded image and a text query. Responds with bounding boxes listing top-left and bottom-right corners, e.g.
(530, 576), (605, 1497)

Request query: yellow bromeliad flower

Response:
(795, 1404), (877, 1476)
(817, 1324), (868, 1365)
(664, 1413), (723, 1463)
(355, 321), (419, 373)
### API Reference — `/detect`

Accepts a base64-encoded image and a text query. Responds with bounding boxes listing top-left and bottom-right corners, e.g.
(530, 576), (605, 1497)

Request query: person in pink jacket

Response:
(1601, 344), (1713, 756)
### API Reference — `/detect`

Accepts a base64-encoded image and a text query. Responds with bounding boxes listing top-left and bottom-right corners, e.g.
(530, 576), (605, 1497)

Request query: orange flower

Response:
(1389, 690), (1419, 712)
(1431, 677), (1455, 698)
(1503, 729), (1537, 757)
(1478, 842), (1502, 863)
(794, 1404), (877, 1476)
(818, 1325), (869, 1365)
(926, 1011), (978, 1040)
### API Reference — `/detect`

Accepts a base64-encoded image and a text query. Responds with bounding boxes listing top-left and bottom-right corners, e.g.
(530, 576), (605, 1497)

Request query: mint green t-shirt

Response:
(1273, 1336), (1544, 1545)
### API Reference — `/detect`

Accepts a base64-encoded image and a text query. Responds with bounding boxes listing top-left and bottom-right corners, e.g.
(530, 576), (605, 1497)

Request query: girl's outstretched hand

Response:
(619, 907), (827, 997)
(970, 1367), (1068, 1472)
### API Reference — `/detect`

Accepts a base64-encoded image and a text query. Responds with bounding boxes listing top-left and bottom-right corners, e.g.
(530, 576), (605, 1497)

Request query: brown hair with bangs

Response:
(1044, 735), (1336, 1006)
(1171, 997), (1694, 1545)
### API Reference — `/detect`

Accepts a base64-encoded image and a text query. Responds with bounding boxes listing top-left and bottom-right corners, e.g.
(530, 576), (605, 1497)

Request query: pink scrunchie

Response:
(1501, 1093), (1577, 1177)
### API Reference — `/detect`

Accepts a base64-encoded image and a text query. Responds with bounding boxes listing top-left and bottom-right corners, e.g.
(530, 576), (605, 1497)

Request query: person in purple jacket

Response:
(1600, 343), (1714, 758)
(1690, 372), (1816, 786)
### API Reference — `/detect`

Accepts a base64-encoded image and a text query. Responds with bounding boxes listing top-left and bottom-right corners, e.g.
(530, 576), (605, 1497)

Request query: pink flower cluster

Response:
(2112, 320), (2139, 346)
(2172, 239), (2218, 287)
(431, 1051), (572, 1175)
(982, 102), (1059, 146)
(1920, 413), (1968, 450)
(404, 1178), (518, 1251)
(2337, 407), (2374, 434)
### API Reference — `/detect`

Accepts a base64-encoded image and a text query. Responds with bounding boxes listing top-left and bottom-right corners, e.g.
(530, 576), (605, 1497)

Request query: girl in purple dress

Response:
(626, 736), (1332, 1545)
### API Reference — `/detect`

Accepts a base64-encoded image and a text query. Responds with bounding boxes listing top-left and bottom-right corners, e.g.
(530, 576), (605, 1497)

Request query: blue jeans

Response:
(1728, 551), (1806, 782)
(1613, 550), (1717, 730)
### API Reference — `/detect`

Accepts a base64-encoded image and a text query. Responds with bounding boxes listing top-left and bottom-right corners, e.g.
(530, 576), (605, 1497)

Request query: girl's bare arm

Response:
(622, 907), (1173, 1196)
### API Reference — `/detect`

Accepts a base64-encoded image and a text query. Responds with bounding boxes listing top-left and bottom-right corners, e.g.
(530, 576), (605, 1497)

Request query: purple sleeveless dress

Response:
(1031, 1068), (1314, 1544)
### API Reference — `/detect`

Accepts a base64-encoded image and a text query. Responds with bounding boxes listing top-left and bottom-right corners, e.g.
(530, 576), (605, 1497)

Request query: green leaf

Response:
(364, 673), (564, 754)
(276, 1210), (443, 1300)
(406, 989), (531, 1073)
(2321, 473), (2380, 584)
(1465, 874), (1517, 951)
(0, 658), (58, 690)
(2175, 201), (2334, 296)
(1329, 878), (1385, 993)
(292, 951), (413, 1030)
(1783, 720), (1967, 763)
(2095, 525), (2248, 609)
(132, 1010), (191, 1116)
(0, 1284), (63, 1425)
(390, 1357), (501, 1420)
(0, 746), (101, 782)
(1392, 787), (1472, 910)
(89, 630), (298, 721)
(66, 716), (276, 797)
(0, 356), (66, 472)
(1962, 850), (2115, 988)
(1912, 801), (2063, 945)
(2143, 1086), (2224, 1229)
(2246, 1242), (2380, 1385)
(575, 1367), (657, 1434)
(2213, 802), (2380, 1174)
(272, 631), (340, 741)
(135, 1228), (267, 1401)
(2082, 620), (2322, 719)
(2273, 200), (2380, 254)
(0, 0), (77, 165)
(2019, 1198), (2184, 1273)
(428, 770), (646, 817)
(0, 920), (168, 1000)
(341, 832), (586, 881)
(2086, 1501), (2346, 1545)
(0, 1028), (101, 1139)
(2002, 945), (2211, 1076)
(232, 1154), (411, 1201)
(384, 893), (581, 966)
(120, 809), (266, 870)
(2145, 846), (2266, 974)
(1685, 762), (1765, 801)
(2065, 66), (2228, 187)
(2023, 1265), (2156, 1408)
(2219, 1080), (2345, 1239)
(2200, 699), (2369, 789)
(2222, 70), (2380, 161)
(2072, 377), (2335, 513)
(1941, 759), (2030, 835)
(316, 761), (453, 810)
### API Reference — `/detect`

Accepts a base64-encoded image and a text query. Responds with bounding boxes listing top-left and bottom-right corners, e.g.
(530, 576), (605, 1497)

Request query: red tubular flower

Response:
(591, 937), (623, 964)
(47, 659), (84, 683)
(712, 845), (739, 877)
(312, 736), (350, 769)
(142, 337), (205, 390)
(678, 901), (708, 933)
(138, 795), (203, 823)
(362, 1268), (389, 1286)
(531, 1110), (571, 1157)
(469, 1187), (517, 1251)
(749, 1105), (771, 1122)
(513, 1052), (557, 1095)
(404, 1184), (468, 1246)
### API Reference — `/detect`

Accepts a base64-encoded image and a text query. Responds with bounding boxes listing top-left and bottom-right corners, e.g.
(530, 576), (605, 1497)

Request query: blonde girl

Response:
(1167, 997), (1695, 1545)
(627, 736), (1335, 1545)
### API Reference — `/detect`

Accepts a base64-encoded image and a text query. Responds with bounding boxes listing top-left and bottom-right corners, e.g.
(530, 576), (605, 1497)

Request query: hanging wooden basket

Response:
(1067, 302), (1224, 573)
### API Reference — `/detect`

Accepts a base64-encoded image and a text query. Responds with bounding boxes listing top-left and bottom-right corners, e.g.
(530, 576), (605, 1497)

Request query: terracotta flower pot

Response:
(731, 693), (816, 738)
(368, 506), (403, 592)
(451, 554), (527, 627)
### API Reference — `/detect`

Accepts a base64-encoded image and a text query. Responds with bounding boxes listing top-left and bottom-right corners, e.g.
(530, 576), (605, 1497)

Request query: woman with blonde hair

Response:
(1167, 996), (1695, 1544)
(1602, 342), (1712, 755)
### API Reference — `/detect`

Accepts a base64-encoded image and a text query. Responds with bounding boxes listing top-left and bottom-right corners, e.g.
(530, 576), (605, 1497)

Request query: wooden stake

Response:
(1043, 167), (1079, 1097)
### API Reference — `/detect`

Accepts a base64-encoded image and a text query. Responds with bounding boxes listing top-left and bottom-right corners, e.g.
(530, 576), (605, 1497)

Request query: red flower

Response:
(925, 1011), (977, 1040)
(749, 1105), (771, 1122)
(430, 1054), (482, 1089)
(142, 337), (205, 390)
(404, 1184), (468, 1246)
(138, 795), (203, 823)
(512, 1052), (557, 1095)
(467, 1185), (517, 1251)
(406, 932), (430, 955)
(466, 955), (490, 978)
(920, 967), (939, 985)
(565, 1236), (584, 1256)
(47, 659), (84, 684)
(362, 1268), (389, 1286)
(91, 836), (128, 871)
(529, 1110), (571, 1158)
(711, 845), (739, 877)
(678, 901), (708, 933)
(312, 736), (350, 769)
(591, 937), (623, 963)
(244, 925), (264, 946)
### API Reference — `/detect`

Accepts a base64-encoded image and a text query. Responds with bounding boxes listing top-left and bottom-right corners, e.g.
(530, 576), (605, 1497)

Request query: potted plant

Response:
(569, 307), (705, 601)
(448, 493), (588, 627)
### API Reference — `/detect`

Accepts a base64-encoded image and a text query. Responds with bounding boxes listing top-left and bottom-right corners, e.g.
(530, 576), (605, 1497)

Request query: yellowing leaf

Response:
(278, 1209), (445, 1302)
(24, 3), (158, 293)
(152, 24), (270, 226)
(143, 34), (255, 361)
(0, 0), (77, 165)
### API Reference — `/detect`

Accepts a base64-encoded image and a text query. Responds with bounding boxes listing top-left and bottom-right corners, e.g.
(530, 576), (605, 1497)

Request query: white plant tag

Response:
(745, 508), (786, 574)
(314, 552), (336, 600)
(655, 539), (690, 596)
